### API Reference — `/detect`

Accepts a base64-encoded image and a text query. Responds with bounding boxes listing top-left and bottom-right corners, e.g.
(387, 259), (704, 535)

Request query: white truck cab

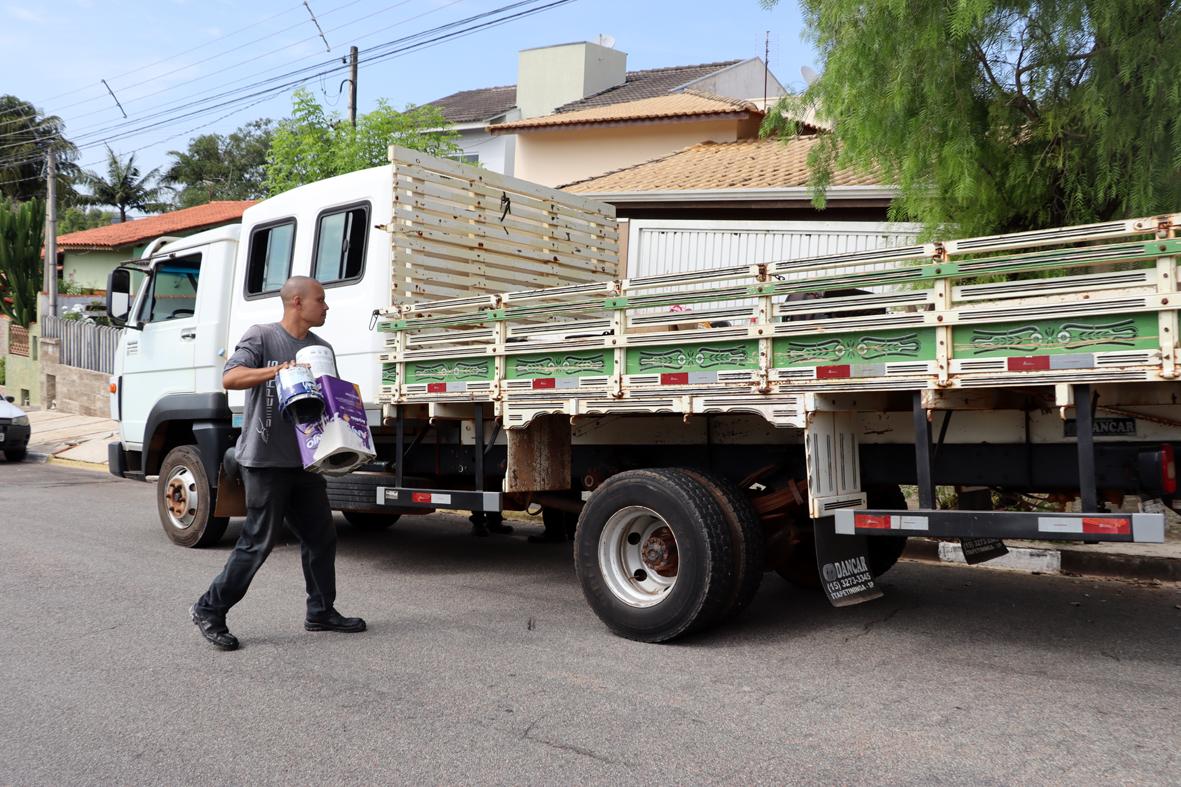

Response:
(106, 165), (395, 546)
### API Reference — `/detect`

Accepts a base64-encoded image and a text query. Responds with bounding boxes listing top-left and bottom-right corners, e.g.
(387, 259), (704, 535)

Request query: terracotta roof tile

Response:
(555, 60), (744, 112)
(426, 85), (517, 123)
(56, 200), (255, 250)
(489, 91), (759, 133)
(561, 137), (882, 193)
(426, 59), (748, 123)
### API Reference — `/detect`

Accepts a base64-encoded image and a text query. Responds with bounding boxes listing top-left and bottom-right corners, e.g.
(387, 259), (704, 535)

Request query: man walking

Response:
(190, 276), (365, 651)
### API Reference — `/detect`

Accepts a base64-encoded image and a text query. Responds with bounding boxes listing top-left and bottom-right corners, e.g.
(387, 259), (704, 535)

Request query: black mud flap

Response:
(813, 516), (883, 607)
(956, 488), (1008, 564)
(959, 537), (1008, 564)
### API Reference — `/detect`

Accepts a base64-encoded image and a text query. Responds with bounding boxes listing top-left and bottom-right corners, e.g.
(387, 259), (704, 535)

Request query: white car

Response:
(0, 396), (30, 461)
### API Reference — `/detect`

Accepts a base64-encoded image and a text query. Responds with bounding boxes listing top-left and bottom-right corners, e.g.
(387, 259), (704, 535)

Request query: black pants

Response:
(195, 467), (337, 620)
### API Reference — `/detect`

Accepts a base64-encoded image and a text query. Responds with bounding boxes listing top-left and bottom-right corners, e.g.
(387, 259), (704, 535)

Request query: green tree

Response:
(0, 95), (81, 204)
(79, 145), (169, 222)
(0, 199), (45, 328)
(164, 119), (274, 207)
(265, 89), (461, 195)
(760, 0), (1181, 237)
(57, 206), (115, 235)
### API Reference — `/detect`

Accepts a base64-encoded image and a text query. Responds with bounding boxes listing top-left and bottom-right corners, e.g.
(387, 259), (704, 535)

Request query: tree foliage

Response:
(264, 89), (461, 195)
(79, 146), (169, 222)
(0, 199), (45, 328)
(761, 0), (1181, 237)
(57, 206), (115, 235)
(0, 95), (81, 204)
(164, 119), (274, 207)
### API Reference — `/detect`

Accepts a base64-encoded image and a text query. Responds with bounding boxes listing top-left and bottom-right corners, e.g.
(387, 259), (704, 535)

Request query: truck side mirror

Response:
(106, 267), (134, 327)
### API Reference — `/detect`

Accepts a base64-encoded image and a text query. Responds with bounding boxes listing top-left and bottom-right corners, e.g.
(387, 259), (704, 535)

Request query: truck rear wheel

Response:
(677, 469), (765, 625)
(157, 445), (228, 548)
(574, 469), (733, 643)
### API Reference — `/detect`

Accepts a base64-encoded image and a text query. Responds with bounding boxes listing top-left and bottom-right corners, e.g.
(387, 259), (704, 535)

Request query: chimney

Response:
(516, 41), (627, 119)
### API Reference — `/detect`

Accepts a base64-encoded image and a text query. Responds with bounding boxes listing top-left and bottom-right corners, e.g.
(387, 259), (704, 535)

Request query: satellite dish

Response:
(801, 66), (819, 85)
(597, 34), (616, 49)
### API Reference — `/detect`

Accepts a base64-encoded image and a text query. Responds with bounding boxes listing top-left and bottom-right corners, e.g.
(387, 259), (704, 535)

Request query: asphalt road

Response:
(1, 461), (1179, 785)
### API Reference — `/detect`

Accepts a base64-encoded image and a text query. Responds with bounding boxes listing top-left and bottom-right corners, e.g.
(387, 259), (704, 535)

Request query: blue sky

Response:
(1, 0), (812, 180)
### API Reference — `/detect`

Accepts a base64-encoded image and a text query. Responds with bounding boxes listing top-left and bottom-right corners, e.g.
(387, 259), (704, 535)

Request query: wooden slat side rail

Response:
(380, 209), (1181, 418)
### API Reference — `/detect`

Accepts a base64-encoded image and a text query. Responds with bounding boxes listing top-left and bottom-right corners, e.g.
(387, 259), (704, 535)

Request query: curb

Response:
(45, 455), (109, 473)
(902, 538), (1181, 583)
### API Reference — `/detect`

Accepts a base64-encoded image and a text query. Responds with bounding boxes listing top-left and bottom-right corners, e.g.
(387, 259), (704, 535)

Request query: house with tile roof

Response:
(562, 136), (894, 221)
(560, 136), (914, 285)
(426, 41), (785, 177)
(52, 200), (254, 291)
(492, 90), (781, 188)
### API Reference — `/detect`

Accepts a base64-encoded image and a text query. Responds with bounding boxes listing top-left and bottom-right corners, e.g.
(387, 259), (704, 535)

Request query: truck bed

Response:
(378, 213), (1181, 427)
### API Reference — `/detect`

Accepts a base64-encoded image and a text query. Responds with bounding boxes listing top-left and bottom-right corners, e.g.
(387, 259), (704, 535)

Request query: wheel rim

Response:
(163, 466), (200, 531)
(598, 505), (679, 608)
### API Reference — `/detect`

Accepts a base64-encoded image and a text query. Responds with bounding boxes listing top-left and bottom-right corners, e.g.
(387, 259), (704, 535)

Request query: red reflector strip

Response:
(1082, 517), (1130, 535)
(660, 372), (689, 385)
(426, 382), (447, 393)
(1163, 443), (1176, 495)
(531, 378), (556, 389)
(1007, 356), (1050, 372)
(816, 364), (851, 379)
(854, 513), (893, 529)
(411, 492), (433, 503)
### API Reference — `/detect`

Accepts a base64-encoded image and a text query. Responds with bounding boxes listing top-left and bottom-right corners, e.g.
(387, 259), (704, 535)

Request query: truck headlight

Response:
(12, 415), (28, 425)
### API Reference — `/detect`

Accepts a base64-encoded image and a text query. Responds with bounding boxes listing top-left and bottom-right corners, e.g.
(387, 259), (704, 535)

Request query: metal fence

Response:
(41, 316), (123, 374)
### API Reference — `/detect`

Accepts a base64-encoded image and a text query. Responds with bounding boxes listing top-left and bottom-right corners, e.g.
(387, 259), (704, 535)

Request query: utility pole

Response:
(348, 46), (359, 127)
(45, 149), (58, 319)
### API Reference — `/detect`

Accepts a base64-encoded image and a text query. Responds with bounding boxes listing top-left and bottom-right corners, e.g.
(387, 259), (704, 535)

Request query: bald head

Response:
(280, 275), (321, 306)
(279, 276), (329, 332)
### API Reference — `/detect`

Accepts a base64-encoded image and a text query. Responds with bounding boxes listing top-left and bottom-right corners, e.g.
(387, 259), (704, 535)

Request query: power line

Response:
(0, 0), (579, 188)
(57, 0), (440, 143)
(0, 0), (373, 133)
(1, 0), (443, 145)
(9, 0), (541, 155)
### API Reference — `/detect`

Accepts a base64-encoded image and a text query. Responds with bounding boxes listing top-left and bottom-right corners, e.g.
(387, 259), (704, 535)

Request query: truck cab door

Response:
(119, 254), (203, 446)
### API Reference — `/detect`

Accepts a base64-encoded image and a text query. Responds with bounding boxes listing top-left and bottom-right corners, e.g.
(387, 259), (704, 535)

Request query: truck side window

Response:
(140, 256), (201, 323)
(245, 219), (296, 296)
(312, 203), (368, 285)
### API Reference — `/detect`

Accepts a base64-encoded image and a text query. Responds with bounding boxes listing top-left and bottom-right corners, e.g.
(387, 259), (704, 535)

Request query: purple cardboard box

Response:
(292, 375), (374, 472)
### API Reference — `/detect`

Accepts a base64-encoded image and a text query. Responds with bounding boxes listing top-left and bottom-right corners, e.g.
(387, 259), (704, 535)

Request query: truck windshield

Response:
(139, 256), (201, 323)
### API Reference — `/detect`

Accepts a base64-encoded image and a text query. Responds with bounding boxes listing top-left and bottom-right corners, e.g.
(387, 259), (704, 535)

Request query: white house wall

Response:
(455, 127), (516, 175)
(684, 59), (786, 102)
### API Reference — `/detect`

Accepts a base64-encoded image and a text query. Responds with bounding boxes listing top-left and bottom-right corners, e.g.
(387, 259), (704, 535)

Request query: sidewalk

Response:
(23, 409), (118, 465)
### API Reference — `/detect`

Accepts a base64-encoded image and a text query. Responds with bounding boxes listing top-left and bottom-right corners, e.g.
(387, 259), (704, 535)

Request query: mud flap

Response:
(813, 516), (883, 607)
(959, 537), (1009, 564)
(957, 487), (1008, 564)
(211, 460), (245, 515)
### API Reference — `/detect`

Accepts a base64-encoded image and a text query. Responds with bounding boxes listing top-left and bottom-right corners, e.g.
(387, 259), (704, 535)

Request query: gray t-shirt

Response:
(224, 322), (334, 468)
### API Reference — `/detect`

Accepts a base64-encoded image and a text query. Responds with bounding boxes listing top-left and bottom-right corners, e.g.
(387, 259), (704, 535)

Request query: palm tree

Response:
(80, 146), (169, 221)
(0, 95), (81, 203)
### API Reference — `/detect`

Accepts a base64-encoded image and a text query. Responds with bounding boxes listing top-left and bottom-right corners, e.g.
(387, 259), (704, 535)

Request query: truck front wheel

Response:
(574, 469), (733, 643)
(157, 445), (228, 548)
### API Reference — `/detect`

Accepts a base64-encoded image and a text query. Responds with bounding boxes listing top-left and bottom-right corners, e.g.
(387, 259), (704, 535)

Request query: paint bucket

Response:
(277, 364), (324, 423)
(296, 345), (337, 380)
